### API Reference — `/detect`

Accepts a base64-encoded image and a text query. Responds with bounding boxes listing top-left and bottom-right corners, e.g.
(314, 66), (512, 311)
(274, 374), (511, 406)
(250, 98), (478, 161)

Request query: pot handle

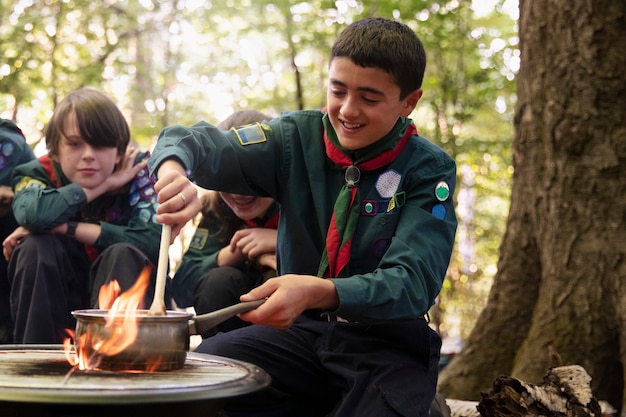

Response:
(189, 299), (266, 336)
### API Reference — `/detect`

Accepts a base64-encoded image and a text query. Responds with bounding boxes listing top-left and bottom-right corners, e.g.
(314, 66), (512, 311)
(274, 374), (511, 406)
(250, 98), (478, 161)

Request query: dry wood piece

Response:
(446, 399), (481, 417)
(476, 365), (602, 417)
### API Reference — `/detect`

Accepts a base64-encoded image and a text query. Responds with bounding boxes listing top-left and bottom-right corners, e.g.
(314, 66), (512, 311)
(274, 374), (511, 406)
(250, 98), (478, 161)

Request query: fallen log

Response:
(475, 365), (602, 417)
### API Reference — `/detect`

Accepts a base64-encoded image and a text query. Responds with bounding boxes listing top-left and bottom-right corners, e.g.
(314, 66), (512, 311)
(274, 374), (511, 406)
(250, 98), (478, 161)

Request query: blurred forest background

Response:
(0, 0), (519, 344)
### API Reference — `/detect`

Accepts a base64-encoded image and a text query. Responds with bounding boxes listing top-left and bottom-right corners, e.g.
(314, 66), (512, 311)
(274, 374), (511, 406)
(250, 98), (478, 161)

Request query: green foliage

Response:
(0, 0), (518, 338)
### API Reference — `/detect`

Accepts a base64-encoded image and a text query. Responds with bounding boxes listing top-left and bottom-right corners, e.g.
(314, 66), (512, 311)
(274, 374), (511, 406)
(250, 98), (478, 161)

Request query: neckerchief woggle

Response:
(317, 113), (417, 278)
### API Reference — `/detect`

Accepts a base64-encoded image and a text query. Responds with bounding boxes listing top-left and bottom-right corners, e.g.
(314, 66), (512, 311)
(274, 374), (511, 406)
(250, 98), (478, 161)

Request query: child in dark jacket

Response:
(3, 87), (164, 344)
(173, 110), (278, 337)
(0, 119), (37, 343)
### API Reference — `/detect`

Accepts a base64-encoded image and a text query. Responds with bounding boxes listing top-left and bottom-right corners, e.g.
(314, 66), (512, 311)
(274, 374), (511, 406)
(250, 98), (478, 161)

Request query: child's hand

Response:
(256, 253), (277, 270)
(238, 275), (339, 329)
(154, 169), (202, 239)
(104, 148), (145, 195)
(230, 228), (277, 262)
(2, 226), (30, 260)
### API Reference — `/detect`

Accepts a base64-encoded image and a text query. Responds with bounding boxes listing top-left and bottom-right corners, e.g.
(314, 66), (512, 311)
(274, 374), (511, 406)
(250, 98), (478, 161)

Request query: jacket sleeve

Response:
(11, 161), (86, 231)
(0, 120), (36, 186)
(147, 121), (283, 197)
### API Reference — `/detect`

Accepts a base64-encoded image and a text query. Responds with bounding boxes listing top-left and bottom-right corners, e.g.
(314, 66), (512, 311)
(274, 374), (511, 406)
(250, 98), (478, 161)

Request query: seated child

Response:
(0, 119), (37, 343)
(173, 110), (277, 337)
(3, 87), (164, 344)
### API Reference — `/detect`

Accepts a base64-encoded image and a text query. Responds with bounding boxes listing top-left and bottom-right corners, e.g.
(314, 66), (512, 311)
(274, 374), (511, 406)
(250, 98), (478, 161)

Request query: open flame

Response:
(63, 266), (161, 371)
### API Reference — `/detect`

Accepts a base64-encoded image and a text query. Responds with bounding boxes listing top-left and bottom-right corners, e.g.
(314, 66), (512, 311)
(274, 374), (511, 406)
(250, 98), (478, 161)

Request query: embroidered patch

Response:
(361, 200), (378, 216)
(232, 123), (267, 145)
(189, 228), (209, 250)
(2, 141), (15, 157)
(394, 191), (406, 208)
(15, 177), (46, 193)
(432, 204), (446, 219)
(375, 170), (401, 198)
(129, 191), (141, 206)
(372, 238), (392, 258)
(138, 208), (154, 223)
(386, 197), (395, 212)
(435, 181), (450, 201)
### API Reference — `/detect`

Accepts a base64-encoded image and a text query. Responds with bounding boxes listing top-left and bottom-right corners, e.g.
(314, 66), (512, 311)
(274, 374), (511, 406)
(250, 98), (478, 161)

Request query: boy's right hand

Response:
(154, 165), (202, 239)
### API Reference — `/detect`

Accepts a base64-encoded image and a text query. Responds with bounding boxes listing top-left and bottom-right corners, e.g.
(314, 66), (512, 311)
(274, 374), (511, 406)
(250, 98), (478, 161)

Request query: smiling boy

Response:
(149, 17), (457, 417)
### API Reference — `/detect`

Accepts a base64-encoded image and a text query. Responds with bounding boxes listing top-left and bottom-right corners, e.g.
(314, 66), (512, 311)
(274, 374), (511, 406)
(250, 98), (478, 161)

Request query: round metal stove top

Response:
(0, 345), (270, 404)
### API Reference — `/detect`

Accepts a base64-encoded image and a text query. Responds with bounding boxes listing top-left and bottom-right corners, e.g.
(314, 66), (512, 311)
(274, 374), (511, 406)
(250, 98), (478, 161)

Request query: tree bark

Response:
(437, 0), (626, 413)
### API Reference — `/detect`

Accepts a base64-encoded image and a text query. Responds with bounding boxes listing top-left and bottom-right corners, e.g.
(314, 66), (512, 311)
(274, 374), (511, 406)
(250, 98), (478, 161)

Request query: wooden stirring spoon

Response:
(147, 223), (170, 316)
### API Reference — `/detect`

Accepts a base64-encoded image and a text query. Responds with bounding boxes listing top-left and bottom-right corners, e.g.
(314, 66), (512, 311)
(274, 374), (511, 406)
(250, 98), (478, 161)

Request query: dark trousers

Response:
(195, 314), (441, 417)
(192, 266), (265, 337)
(7, 235), (160, 344)
(0, 213), (18, 343)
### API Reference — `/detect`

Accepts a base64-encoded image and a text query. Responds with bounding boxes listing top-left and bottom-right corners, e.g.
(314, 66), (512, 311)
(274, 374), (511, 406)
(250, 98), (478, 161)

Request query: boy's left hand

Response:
(104, 148), (145, 195)
(238, 275), (339, 329)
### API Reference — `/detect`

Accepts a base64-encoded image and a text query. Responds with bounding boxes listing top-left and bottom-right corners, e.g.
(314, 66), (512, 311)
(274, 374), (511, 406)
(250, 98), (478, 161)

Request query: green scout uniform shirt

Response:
(148, 110), (458, 322)
(12, 152), (161, 264)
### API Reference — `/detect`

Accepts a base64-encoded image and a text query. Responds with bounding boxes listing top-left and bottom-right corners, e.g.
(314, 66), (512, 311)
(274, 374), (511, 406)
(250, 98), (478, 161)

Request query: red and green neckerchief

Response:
(317, 113), (416, 278)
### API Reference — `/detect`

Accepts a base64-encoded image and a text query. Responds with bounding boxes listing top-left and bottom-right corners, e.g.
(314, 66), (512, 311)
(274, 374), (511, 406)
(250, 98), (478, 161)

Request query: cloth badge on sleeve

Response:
(435, 181), (450, 201)
(232, 123), (268, 146)
(2, 141), (16, 157)
(432, 204), (446, 219)
(375, 170), (401, 198)
(15, 176), (46, 193)
(189, 228), (209, 250)
(387, 191), (406, 212)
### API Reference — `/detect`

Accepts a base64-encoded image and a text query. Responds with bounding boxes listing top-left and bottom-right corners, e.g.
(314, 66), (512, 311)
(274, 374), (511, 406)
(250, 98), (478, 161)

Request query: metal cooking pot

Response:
(71, 299), (265, 372)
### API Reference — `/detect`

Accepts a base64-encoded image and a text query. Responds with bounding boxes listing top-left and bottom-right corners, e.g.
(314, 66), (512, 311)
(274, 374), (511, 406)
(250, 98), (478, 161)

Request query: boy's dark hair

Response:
(45, 87), (130, 156)
(330, 17), (426, 99)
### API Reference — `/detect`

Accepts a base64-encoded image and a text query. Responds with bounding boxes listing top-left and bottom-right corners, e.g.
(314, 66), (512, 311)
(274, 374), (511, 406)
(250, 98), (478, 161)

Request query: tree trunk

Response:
(437, 0), (626, 413)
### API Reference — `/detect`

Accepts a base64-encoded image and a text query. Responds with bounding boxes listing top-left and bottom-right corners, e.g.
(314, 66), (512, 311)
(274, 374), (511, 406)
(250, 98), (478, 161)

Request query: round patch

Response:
(372, 238), (392, 259)
(129, 191), (141, 206)
(138, 208), (154, 223)
(376, 170), (401, 198)
(364, 201), (374, 214)
(432, 204), (446, 219)
(435, 181), (450, 201)
(2, 141), (15, 157)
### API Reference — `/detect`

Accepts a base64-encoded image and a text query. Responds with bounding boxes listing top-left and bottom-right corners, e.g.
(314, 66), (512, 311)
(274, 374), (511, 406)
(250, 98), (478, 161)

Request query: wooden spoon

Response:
(147, 223), (170, 316)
